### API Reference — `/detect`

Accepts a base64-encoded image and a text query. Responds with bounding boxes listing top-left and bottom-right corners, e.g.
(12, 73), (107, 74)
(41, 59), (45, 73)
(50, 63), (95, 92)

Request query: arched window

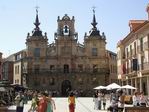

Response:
(63, 25), (69, 35)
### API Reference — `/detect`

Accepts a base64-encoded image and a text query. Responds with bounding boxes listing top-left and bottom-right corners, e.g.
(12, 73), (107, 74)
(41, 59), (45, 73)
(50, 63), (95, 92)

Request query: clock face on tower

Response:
(63, 25), (69, 35)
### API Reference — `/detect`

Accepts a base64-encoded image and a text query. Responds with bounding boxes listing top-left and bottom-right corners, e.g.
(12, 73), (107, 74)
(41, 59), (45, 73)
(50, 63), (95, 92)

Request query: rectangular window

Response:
(64, 64), (69, 73)
(134, 42), (136, 55)
(132, 59), (138, 71)
(130, 45), (132, 56)
(141, 56), (144, 70)
(34, 48), (40, 57)
(92, 48), (97, 56)
(126, 61), (129, 73)
(131, 60), (133, 72)
(126, 48), (129, 58)
(15, 54), (21, 60)
(123, 51), (125, 59)
(15, 65), (19, 74)
(15, 66), (17, 74)
(18, 65), (19, 74)
(140, 38), (143, 52)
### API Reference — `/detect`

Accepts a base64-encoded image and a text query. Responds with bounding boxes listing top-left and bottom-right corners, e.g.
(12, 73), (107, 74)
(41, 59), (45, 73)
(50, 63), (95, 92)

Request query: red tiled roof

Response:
(121, 20), (149, 44)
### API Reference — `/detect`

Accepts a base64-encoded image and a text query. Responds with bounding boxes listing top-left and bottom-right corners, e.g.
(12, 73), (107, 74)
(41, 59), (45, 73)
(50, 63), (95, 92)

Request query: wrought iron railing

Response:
(124, 62), (149, 75)
(138, 62), (149, 71)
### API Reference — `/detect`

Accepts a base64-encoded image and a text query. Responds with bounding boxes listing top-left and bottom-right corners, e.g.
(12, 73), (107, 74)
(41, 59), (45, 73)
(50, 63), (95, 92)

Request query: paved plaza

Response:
(8, 97), (111, 112)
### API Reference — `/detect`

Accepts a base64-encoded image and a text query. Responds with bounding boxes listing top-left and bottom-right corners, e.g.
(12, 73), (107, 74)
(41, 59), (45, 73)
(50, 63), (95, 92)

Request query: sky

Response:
(0, 0), (149, 58)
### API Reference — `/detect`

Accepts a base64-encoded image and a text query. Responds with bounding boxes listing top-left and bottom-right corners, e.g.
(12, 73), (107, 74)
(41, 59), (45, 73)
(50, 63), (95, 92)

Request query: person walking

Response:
(102, 94), (106, 110)
(68, 91), (76, 112)
(28, 92), (39, 112)
(97, 92), (102, 110)
(46, 94), (56, 112)
(93, 92), (99, 110)
(15, 91), (25, 112)
(37, 92), (47, 112)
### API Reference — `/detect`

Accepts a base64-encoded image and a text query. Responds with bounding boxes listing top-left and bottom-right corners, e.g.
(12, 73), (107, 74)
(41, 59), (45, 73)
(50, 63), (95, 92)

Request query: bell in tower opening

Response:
(63, 25), (69, 35)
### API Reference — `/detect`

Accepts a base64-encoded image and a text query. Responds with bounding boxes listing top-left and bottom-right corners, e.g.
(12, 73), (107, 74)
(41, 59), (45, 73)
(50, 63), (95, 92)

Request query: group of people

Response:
(15, 91), (56, 112)
(93, 91), (106, 110)
(132, 91), (149, 107)
(108, 89), (125, 112)
(108, 90), (149, 112)
(15, 90), (76, 112)
(11, 89), (149, 112)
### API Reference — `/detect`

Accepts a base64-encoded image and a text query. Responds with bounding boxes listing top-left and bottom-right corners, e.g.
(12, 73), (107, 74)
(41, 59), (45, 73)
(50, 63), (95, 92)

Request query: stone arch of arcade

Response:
(61, 80), (71, 96)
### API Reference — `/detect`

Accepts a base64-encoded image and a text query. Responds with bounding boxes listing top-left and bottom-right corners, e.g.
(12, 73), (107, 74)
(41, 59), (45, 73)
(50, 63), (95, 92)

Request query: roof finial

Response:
(93, 6), (96, 14)
(91, 6), (97, 29)
(34, 6), (40, 31)
(35, 6), (39, 15)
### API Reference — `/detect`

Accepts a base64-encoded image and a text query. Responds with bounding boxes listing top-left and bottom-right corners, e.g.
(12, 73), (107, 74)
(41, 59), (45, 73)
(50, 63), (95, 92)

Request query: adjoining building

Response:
(13, 50), (26, 86)
(10, 9), (117, 96)
(2, 54), (15, 84)
(117, 4), (149, 95)
(0, 52), (2, 80)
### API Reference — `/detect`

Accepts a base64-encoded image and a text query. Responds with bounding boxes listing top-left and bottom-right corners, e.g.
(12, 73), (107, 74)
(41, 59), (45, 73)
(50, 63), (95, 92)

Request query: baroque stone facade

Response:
(13, 10), (117, 96)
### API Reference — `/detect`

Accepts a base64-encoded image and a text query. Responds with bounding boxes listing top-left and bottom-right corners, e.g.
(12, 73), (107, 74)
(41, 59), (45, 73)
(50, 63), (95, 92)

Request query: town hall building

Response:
(11, 9), (117, 96)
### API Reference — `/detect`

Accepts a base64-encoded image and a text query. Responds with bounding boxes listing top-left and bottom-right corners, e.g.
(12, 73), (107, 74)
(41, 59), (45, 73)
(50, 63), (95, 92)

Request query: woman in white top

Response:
(132, 91), (140, 106)
(93, 92), (99, 110)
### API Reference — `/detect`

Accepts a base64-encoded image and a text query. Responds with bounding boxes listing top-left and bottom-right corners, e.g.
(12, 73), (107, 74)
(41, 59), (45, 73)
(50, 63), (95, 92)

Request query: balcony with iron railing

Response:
(138, 62), (149, 74)
(137, 44), (148, 53)
(123, 62), (149, 77)
(23, 68), (110, 75)
(144, 41), (149, 50)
